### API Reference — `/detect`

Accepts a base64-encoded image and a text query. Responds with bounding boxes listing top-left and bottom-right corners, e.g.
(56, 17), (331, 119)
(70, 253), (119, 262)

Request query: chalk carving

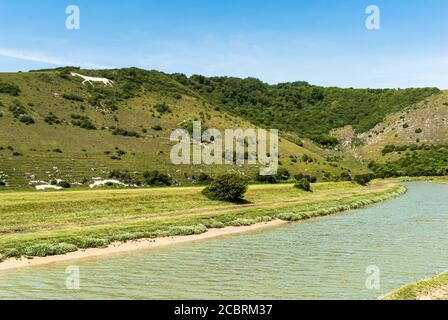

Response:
(71, 72), (114, 87)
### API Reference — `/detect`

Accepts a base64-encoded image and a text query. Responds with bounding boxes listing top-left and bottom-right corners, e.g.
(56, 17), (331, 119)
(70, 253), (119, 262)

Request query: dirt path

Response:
(417, 285), (448, 300)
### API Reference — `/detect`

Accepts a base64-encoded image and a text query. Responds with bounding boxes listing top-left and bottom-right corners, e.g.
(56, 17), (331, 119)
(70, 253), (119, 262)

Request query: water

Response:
(0, 182), (447, 300)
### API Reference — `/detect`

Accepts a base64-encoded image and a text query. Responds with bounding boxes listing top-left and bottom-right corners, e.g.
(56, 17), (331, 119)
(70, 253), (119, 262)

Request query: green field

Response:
(0, 180), (404, 261)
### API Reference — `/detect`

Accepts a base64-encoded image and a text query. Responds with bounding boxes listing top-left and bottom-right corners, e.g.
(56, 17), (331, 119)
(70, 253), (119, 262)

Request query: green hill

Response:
(0, 68), (351, 189)
(0, 67), (444, 189)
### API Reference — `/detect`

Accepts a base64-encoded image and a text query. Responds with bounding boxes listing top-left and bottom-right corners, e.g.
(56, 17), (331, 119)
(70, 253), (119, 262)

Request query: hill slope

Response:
(0, 68), (350, 188)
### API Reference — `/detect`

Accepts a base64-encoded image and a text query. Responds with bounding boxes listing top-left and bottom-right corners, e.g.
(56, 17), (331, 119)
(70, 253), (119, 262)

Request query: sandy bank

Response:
(0, 219), (287, 271)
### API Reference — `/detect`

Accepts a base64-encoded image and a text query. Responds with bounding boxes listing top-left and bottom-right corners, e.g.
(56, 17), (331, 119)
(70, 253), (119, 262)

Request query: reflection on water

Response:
(0, 182), (447, 300)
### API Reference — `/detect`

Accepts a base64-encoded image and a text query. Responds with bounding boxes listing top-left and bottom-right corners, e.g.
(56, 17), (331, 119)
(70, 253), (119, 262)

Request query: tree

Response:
(202, 174), (248, 202)
(275, 167), (290, 181)
(294, 179), (312, 192)
(354, 174), (375, 186)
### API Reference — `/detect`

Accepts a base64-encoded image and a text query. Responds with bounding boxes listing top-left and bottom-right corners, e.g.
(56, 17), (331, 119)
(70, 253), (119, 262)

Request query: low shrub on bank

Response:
(167, 224), (207, 236)
(73, 238), (110, 249)
(354, 174), (376, 186)
(24, 243), (77, 257)
(202, 173), (248, 202)
(295, 178), (312, 192)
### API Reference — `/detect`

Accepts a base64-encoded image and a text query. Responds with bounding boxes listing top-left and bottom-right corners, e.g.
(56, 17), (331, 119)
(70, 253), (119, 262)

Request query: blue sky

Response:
(0, 0), (448, 88)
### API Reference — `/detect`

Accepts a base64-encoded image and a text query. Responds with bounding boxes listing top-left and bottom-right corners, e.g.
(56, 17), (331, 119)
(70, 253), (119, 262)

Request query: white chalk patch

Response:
(35, 185), (63, 191)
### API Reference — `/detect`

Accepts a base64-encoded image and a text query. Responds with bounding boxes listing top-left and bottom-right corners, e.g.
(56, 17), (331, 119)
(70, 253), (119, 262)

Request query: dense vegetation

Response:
(171, 74), (439, 145)
(371, 144), (448, 177)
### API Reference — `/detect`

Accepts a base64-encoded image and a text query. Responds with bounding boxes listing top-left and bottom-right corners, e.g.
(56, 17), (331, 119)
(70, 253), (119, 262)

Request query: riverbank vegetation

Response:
(385, 272), (448, 300)
(0, 180), (404, 262)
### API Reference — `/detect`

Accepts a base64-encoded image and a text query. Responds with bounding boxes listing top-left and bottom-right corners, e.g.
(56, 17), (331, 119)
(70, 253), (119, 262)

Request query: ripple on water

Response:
(0, 182), (447, 300)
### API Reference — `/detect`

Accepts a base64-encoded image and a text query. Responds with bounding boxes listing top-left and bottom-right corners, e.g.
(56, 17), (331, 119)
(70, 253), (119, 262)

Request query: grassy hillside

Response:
(331, 91), (448, 177)
(0, 68), (349, 189)
(172, 75), (439, 144)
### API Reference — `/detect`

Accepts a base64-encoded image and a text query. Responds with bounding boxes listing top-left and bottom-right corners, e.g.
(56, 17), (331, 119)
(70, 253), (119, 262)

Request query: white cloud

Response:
(0, 48), (112, 69)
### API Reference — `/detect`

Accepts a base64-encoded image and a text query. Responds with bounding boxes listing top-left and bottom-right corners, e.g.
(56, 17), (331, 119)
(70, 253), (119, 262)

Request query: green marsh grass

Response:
(0, 181), (404, 261)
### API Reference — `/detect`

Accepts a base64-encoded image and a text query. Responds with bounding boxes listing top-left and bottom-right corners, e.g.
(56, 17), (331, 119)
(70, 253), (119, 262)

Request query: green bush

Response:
(197, 172), (212, 183)
(154, 103), (171, 114)
(112, 128), (140, 137)
(0, 82), (21, 96)
(58, 181), (71, 189)
(354, 174), (376, 186)
(19, 115), (35, 125)
(143, 170), (172, 186)
(74, 238), (110, 249)
(71, 114), (96, 130)
(294, 178), (312, 192)
(275, 167), (290, 181)
(167, 224), (207, 236)
(202, 173), (248, 202)
(294, 173), (317, 183)
(255, 172), (277, 184)
(62, 93), (84, 102)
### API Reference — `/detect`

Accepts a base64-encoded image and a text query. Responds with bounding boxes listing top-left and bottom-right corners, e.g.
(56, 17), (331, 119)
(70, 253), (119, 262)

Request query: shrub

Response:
(255, 173), (277, 184)
(294, 178), (312, 192)
(19, 115), (35, 125)
(197, 172), (212, 183)
(24, 244), (54, 257)
(314, 134), (339, 147)
(294, 173), (317, 183)
(154, 103), (171, 114)
(58, 181), (71, 189)
(202, 173), (248, 202)
(74, 238), (110, 249)
(44, 113), (61, 125)
(354, 174), (376, 186)
(9, 100), (27, 118)
(112, 128), (140, 137)
(71, 114), (96, 130)
(24, 243), (76, 257)
(62, 93), (84, 102)
(338, 172), (352, 181)
(0, 82), (21, 96)
(152, 125), (163, 131)
(143, 170), (172, 186)
(275, 167), (290, 181)
(167, 224), (207, 236)
(415, 128), (423, 134)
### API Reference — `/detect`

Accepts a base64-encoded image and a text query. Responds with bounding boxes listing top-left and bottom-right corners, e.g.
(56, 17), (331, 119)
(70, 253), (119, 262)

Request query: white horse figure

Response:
(70, 72), (114, 87)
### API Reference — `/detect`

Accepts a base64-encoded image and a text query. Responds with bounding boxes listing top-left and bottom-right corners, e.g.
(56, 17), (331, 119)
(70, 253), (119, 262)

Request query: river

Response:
(0, 182), (447, 299)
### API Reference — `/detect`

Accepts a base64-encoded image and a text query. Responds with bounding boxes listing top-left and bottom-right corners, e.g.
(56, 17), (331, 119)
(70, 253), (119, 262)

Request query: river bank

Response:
(0, 181), (405, 270)
(384, 272), (448, 300)
(1, 182), (447, 300)
(0, 219), (287, 271)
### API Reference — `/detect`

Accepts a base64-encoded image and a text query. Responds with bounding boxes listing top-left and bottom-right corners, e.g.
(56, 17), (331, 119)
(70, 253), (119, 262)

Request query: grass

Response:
(0, 180), (404, 261)
(385, 272), (448, 300)
(0, 70), (347, 189)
